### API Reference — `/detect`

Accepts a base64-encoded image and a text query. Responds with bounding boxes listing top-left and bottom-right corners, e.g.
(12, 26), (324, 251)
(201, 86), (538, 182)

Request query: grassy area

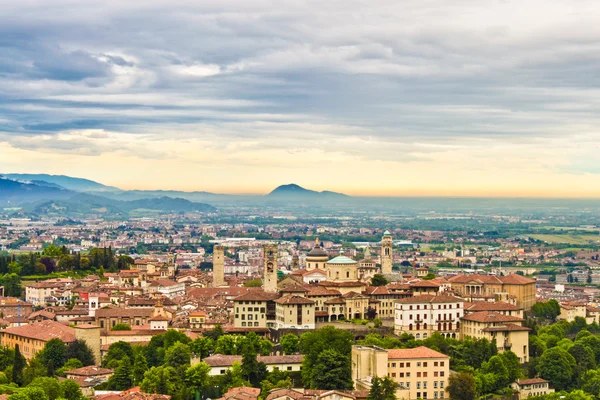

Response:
(529, 234), (600, 245)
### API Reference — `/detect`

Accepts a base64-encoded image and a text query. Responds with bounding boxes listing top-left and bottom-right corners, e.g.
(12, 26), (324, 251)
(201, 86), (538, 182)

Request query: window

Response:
(417, 372), (421, 377)
(406, 372), (411, 378)
(392, 363), (396, 367)
(440, 372), (445, 377)
(242, 322), (246, 326)
(417, 382), (421, 389)
(424, 362), (428, 367)
(423, 372), (428, 377)
(417, 362), (421, 367)
(400, 363), (404, 368)
(440, 391), (445, 398)
(440, 381), (445, 388)
(392, 373), (396, 377)
(287, 366), (292, 371)
(406, 363), (411, 368)
(417, 393), (421, 399)
(400, 373), (404, 378)
(434, 362), (438, 367)
(434, 381), (438, 388)
(220, 369), (226, 374)
(434, 372), (438, 377)
(424, 382), (428, 388)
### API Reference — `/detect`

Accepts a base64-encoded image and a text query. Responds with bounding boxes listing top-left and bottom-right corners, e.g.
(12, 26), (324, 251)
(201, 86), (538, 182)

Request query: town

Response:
(0, 210), (598, 400)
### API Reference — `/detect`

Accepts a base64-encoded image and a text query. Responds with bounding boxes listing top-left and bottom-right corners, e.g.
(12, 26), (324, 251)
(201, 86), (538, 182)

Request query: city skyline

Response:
(2, 1), (600, 197)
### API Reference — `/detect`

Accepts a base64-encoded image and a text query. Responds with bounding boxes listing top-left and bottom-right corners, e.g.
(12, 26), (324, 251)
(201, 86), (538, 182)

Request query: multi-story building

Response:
(274, 295), (315, 330)
(447, 274), (536, 310)
(25, 279), (74, 307)
(352, 345), (449, 400)
(189, 311), (207, 329)
(460, 311), (530, 363)
(394, 295), (464, 339)
(232, 291), (276, 329)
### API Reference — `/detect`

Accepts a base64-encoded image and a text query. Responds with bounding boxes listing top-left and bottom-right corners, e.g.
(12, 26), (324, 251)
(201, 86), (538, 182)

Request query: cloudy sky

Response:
(1, 0), (600, 196)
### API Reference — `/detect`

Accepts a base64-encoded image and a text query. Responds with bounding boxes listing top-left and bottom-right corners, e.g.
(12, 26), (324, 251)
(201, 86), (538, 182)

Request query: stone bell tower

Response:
(263, 243), (278, 293)
(212, 245), (225, 287)
(381, 230), (393, 275)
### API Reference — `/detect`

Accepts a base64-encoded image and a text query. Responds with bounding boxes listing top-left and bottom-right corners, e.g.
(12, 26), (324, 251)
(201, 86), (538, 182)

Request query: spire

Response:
(315, 237), (320, 246)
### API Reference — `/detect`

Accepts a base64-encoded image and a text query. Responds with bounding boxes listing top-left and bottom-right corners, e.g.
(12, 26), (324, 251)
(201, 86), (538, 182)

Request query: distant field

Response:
(529, 234), (600, 244)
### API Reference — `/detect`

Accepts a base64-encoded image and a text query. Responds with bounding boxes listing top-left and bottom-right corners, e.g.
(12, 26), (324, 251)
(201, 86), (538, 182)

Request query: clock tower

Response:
(263, 243), (278, 293)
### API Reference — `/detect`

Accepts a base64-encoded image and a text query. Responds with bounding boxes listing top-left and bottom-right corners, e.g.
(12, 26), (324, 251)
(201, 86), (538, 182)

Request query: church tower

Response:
(263, 243), (278, 293)
(291, 252), (300, 271)
(381, 230), (393, 274)
(212, 245), (225, 287)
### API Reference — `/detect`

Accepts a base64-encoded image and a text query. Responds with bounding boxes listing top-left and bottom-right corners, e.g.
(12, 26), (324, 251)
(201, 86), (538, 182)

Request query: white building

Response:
(394, 295), (464, 339)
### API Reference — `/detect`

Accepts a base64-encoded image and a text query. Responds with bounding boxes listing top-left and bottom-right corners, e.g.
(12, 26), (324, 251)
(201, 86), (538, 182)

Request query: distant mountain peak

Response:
(268, 184), (348, 199)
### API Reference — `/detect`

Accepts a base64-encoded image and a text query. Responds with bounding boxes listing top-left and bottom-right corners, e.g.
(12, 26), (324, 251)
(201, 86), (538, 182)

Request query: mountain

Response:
(3, 173), (120, 192)
(267, 184), (349, 199)
(0, 176), (74, 205)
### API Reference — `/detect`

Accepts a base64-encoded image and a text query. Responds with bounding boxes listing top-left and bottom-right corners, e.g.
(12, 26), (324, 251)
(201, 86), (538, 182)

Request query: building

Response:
(460, 311), (530, 363)
(352, 345), (448, 400)
(381, 231), (393, 275)
(394, 295), (464, 339)
(305, 239), (330, 271)
(326, 255), (359, 282)
(358, 247), (378, 282)
(511, 378), (554, 399)
(263, 244), (278, 293)
(274, 295), (316, 329)
(189, 311), (207, 329)
(147, 279), (185, 299)
(202, 354), (303, 376)
(232, 291), (275, 329)
(447, 274), (536, 310)
(213, 245), (226, 287)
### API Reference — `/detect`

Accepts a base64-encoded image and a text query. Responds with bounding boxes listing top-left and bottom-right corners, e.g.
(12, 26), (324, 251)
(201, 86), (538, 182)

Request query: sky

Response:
(1, 0), (600, 197)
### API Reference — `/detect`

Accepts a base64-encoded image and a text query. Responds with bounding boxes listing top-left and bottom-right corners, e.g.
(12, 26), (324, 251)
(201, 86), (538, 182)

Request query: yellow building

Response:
(447, 274), (536, 310)
(274, 295), (315, 329)
(352, 345), (449, 400)
(189, 311), (207, 329)
(232, 291), (276, 329)
(460, 311), (530, 363)
(326, 255), (359, 282)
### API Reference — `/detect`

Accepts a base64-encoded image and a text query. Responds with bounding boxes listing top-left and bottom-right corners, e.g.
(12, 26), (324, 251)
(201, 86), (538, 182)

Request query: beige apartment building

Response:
(232, 291), (275, 329)
(511, 378), (554, 399)
(460, 311), (530, 363)
(274, 295), (315, 330)
(352, 345), (449, 400)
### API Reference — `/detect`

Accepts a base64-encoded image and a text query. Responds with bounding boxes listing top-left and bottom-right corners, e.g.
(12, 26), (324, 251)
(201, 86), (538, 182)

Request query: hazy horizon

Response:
(2, 1), (600, 197)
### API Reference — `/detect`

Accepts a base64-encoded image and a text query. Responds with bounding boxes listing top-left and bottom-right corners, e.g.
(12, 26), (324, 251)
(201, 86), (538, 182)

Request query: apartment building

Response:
(511, 378), (554, 399)
(274, 295), (315, 330)
(352, 345), (449, 400)
(232, 291), (276, 329)
(394, 295), (464, 339)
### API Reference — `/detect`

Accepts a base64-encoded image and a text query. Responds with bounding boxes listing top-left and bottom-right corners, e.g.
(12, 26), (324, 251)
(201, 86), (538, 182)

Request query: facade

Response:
(394, 295), (464, 339)
(202, 354), (303, 376)
(511, 378), (554, 399)
(326, 255), (359, 282)
(189, 311), (207, 329)
(305, 239), (330, 271)
(274, 295), (316, 329)
(352, 345), (448, 400)
(212, 245), (225, 287)
(460, 311), (530, 363)
(232, 291), (273, 329)
(447, 274), (536, 310)
(381, 231), (393, 275)
(263, 244), (278, 293)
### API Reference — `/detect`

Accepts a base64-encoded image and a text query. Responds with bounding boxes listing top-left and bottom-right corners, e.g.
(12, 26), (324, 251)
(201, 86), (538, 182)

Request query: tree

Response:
(311, 349), (353, 390)
(0, 274), (22, 297)
(536, 347), (576, 391)
(422, 272), (436, 280)
(110, 324), (131, 331)
(280, 334), (299, 355)
(60, 378), (83, 400)
(103, 341), (133, 369)
(140, 366), (184, 398)
(371, 274), (388, 286)
(65, 339), (95, 366)
(204, 325), (224, 341)
(42, 245), (63, 258)
(12, 345), (26, 386)
(22, 355), (46, 386)
(240, 340), (268, 387)
(165, 342), (191, 369)
(132, 351), (148, 386)
(29, 377), (61, 400)
(190, 337), (214, 359)
(41, 339), (67, 370)
(244, 279), (262, 287)
(9, 386), (48, 400)
(300, 326), (353, 389)
(569, 343), (596, 382)
(446, 372), (476, 400)
(368, 376), (397, 400)
(107, 357), (133, 390)
(185, 362), (211, 399)
(0, 346), (15, 371)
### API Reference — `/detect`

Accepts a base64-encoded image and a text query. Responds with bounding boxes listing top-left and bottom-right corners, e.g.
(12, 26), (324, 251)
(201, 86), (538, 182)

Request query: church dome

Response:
(307, 246), (328, 257)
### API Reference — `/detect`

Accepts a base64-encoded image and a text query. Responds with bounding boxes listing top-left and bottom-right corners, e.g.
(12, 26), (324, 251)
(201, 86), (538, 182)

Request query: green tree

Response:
(185, 362), (211, 399)
(65, 340), (95, 366)
(190, 337), (214, 359)
(103, 341), (133, 369)
(140, 366), (184, 399)
(42, 245), (63, 258)
(244, 279), (262, 287)
(300, 326), (353, 389)
(110, 324), (131, 331)
(0, 346), (15, 371)
(240, 340), (268, 387)
(536, 347), (576, 391)
(9, 386), (49, 400)
(132, 351), (148, 386)
(569, 343), (596, 382)
(107, 357), (133, 390)
(22, 355), (46, 386)
(12, 345), (26, 386)
(41, 339), (67, 370)
(59, 378), (83, 400)
(29, 377), (61, 400)
(165, 342), (191, 369)
(368, 376), (397, 400)
(371, 274), (389, 286)
(280, 334), (299, 355)
(311, 349), (353, 390)
(447, 372), (476, 400)
(0, 274), (22, 297)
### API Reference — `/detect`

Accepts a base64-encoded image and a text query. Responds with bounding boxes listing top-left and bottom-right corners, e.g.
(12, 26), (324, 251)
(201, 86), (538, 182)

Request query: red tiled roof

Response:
(462, 311), (524, 323)
(388, 346), (448, 359)
(274, 295), (315, 305)
(396, 295), (463, 304)
(0, 320), (75, 342)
